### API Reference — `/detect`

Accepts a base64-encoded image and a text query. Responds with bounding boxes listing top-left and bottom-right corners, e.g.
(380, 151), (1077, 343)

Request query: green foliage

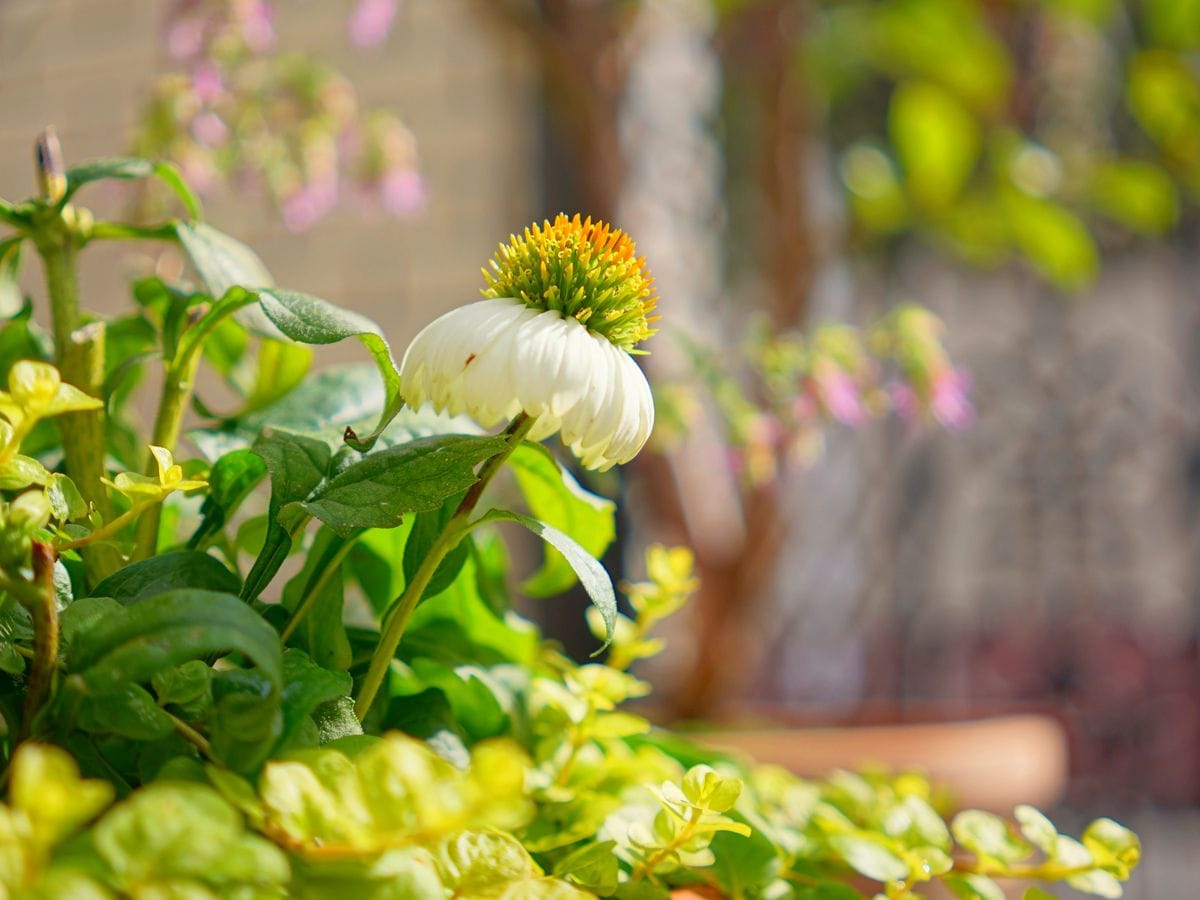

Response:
(0, 150), (1142, 899)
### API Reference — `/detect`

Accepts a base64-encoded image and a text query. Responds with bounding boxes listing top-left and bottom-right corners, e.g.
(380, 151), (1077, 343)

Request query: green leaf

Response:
(388, 658), (508, 743)
(510, 442), (615, 597)
(152, 659), (213, 710)
(278, 648), (355, 751)
(829, 832), (909, 883)
(710, 828), (781, 897)
(951, 809), (1032, 865)
(1082, 817), (1141, 876)
(1089, 159), (1179, 235)
(1067, 869), (1123, 898)
(1005, 193), (1099, 290)
(890, 80), (981, 209)
(1014, 804), (1058, 857)
(242, 429), (330, 600)
(68, 589), (283, 697)
(552, 840), (620, 895)
(943, 873), (1007, 900)
(433, 829), (540, 895)
(176, 221), (274, 296)
(0, 237), (22, 319)
(9, 742), (115, 849)
(475, 509), (617, 646)
(403, 497), (472, 602)
(77, 683), (174, 741)
(298, 434), (506, 536)
(253, 288), (403, 453)
(189, 449), (267, 549)
(281, 527), (354, 671)
(93, 782), (290, 890)
(88, 551), (240, 604)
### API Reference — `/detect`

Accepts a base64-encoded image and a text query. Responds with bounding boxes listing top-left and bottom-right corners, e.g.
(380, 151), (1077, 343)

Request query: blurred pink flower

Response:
(282, 173), (339, 232)
(237, 0), (275, 53)
(165, 16), (206, 62)
(380, 168), (425, 216)
(191, 63), (225, 104)
(191, 111), (229, 147)
(930, 367), (974, 429)
(887, 380), (920, 424)
(348, 0), (399, 47)
(814, 361), (866, 427)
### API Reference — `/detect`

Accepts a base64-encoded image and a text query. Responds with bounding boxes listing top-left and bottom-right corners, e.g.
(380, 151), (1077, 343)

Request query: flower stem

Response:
(354, 413), (535, 719)
(20, 542), (59, 741)
(133, 350), (203, 560)
(281, 533), (362, 643)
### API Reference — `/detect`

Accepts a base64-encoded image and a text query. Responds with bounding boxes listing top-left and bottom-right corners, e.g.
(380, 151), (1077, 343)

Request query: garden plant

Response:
(0, 133), (1142, 899)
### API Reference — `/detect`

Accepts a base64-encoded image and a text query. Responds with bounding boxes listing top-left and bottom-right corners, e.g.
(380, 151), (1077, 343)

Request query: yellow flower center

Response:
(481, 214), (659, 352)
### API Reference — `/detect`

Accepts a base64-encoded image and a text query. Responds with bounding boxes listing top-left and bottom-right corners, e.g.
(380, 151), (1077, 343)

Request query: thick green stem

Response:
(354, 414), (535, 719)
(36, 232), (120, 582)
(20, 542), (59, 741)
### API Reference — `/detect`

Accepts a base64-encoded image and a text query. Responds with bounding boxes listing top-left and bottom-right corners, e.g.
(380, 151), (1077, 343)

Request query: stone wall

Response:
(0, 0), (538, 346)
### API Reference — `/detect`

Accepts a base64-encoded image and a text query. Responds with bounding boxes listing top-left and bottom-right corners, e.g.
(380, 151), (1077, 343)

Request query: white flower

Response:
(399, 298), (654, 470)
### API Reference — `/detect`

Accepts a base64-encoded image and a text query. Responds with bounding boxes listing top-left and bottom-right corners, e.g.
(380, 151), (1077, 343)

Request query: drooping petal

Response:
(397, 297), (655, 470)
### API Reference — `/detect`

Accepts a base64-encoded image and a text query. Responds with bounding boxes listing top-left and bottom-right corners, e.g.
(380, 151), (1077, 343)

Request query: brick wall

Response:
(0, 0), (539, 350)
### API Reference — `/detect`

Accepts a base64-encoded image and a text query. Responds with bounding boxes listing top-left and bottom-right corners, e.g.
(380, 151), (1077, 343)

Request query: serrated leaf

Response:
(475, 509), (616, 646)
(252, 288), (403, 453)
(510, 442), (615, 597)
(297, 434), (506, 536)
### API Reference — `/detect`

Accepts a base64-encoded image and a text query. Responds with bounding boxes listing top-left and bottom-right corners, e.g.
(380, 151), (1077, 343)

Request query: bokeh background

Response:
(2, 0), (1199, 894)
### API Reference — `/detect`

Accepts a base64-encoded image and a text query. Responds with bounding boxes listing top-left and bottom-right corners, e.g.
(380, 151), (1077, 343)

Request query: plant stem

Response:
(354, 413), (535, 719)
(166, 710), (213, 759)
(20, 542), (59, 741)
(281, 534), (361, 643)
(133, 349), (203, 559)
(87, 221), (179, 243)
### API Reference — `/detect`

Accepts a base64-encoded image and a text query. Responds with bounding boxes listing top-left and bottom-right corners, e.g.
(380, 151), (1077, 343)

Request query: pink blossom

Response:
(380, 168), (425, 216)
(348, 0), (399, 48)
(887, 380), (920, 424)
(237, 0), (275, 53)
(191, 112), (229, 147)
(281, 173), (338, 232)
(191, 63), (225, 104)
(814, 362), (866, 427)
(165, 17), (206, 61)
(930, 367), (974, 429)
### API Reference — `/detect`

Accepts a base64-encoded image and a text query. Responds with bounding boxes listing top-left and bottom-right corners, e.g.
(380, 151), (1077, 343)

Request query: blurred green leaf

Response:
(951, 809), (1032, 865)
(1089, 158), (1179, 234)
(1142, 0), (1200, 50)
(1005, 193), (1099, 290)
(871, 0), (1012, 111)
(0, 237), (22, 319)
(890, 80), (981, 210)
(93, 782), (290, 892)
(829, 832), (909, 882)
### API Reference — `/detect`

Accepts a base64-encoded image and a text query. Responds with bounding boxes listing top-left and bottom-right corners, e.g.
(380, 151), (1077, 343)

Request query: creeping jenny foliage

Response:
(0, 148), (1141, 898)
